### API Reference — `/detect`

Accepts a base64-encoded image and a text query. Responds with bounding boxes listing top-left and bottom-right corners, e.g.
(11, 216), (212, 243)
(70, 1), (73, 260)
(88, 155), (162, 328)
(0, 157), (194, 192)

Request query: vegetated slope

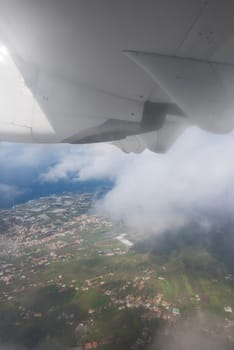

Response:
(0, 199), (234, 350)
(133, 211), (234, 275)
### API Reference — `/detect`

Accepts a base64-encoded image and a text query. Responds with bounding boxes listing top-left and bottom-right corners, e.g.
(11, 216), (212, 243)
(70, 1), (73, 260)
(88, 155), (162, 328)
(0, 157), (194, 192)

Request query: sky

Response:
(1, 126), (234, 233)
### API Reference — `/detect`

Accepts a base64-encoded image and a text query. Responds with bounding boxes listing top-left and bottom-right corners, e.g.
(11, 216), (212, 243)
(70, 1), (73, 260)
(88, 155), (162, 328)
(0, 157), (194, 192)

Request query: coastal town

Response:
(0, 193), (233, 349)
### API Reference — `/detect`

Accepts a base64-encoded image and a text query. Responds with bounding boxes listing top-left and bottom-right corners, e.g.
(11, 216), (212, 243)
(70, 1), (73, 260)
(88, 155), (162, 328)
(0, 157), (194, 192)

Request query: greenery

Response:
(1, 203), (234, 349)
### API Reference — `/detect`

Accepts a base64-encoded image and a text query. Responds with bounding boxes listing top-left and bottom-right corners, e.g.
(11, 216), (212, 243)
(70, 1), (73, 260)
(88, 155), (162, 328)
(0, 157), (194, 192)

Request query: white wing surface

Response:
(1, 0), (234, 152)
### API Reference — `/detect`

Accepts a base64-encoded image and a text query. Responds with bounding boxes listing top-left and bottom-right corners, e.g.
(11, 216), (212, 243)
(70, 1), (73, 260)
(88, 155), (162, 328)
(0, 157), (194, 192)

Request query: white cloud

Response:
(39, 143), (129, 182)
(0, 142), (57, 168)
(1, 126), (234, 233)
(33, 126), (234, 233)
(0, 183), (24, 199)
(95, 128), (234, 232)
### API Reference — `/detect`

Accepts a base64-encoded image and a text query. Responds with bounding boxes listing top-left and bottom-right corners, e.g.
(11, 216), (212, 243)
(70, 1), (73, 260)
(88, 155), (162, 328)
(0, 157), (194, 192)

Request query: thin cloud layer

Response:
(96, 128), (234, 232)
(1, 127), (234, 231)
(0, 183), (24, 200)
(39, 144), (126, 182)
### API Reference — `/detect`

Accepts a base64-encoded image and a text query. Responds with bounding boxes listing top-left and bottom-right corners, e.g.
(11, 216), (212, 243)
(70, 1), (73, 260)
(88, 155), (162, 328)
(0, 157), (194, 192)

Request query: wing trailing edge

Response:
(124, 51), (234, 134)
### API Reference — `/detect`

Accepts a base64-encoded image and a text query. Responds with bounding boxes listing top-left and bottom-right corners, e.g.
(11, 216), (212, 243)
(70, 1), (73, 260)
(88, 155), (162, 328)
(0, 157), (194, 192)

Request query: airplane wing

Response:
(113, 115), (189, 154)
(1, 0), (234, 152)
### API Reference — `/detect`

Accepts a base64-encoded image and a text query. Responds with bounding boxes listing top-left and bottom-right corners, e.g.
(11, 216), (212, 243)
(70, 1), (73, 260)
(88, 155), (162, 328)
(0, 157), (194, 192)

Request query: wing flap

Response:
(142, 117), (189, 153)
(112, 116), (189, 154)
(125, 51), (234, 133)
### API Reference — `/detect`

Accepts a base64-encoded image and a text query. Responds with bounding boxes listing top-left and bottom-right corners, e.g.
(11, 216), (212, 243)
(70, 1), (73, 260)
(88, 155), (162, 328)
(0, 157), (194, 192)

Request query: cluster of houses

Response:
(0, 193), (233, 349)
(0, 193), (117, 304)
